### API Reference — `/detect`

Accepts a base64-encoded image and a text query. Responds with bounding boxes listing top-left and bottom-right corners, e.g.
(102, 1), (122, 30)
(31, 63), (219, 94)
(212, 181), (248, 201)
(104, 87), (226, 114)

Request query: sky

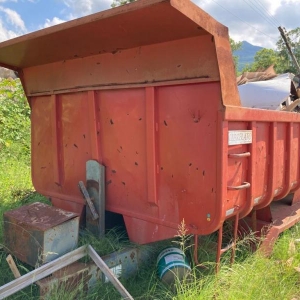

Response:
(0, 0), (299, 49)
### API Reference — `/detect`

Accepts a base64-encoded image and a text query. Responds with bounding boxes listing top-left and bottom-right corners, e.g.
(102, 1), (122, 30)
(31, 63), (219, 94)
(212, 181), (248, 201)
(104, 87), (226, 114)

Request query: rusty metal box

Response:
(4, 202), (79, 267)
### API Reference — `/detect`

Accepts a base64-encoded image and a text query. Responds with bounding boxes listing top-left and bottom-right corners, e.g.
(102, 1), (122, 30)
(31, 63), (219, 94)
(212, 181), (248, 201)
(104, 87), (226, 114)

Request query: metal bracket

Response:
(86, 160), (106, 237)
(78, 181), (99, 220)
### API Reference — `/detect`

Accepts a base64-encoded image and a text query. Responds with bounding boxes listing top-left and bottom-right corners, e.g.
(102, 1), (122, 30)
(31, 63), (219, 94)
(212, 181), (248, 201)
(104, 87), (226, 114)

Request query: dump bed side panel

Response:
(31, 81), (223, 243)
(225, 107), (300, 219)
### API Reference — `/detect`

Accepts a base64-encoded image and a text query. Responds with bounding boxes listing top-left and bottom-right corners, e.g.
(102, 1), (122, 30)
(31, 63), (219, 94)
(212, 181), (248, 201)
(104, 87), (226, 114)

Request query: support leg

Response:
(292, 188), (300, 205)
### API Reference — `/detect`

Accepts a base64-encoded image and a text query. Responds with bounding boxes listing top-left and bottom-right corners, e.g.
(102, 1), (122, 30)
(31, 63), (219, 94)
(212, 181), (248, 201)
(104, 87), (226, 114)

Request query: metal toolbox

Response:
(4, 202), (79, 267)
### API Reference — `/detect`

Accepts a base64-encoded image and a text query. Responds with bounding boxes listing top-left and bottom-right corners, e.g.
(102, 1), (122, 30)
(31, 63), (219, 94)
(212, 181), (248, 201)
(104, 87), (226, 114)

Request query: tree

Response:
(0, 78), (30, 159)
(243, 48), (280, 72)
(230, 38), (242, 74)
(111, 0), (136, 7)
(241, 28), (300, 74)
(230, 38), (242, 52)
(276, 27), (300, 74)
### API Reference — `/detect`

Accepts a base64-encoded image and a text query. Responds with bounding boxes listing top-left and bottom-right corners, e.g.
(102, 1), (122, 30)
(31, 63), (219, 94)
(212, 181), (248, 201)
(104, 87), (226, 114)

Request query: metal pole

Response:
(278, 26), (300, 73)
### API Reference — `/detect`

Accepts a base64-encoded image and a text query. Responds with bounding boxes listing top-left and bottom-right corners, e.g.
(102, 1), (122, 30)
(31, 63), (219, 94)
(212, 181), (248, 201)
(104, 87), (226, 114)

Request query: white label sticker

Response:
(228, 130), (252, 145)
(104, 264), (122, 283)
(164, 254), (183, 264)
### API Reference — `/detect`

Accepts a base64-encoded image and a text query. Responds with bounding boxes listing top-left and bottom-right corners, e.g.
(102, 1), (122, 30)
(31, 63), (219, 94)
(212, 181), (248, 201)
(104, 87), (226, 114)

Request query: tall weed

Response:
(0, 78), (30, 160)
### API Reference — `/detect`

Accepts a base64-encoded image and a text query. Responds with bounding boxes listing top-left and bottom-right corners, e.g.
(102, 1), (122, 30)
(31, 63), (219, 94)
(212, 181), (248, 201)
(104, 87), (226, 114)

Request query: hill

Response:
(233, 41), (263, 72)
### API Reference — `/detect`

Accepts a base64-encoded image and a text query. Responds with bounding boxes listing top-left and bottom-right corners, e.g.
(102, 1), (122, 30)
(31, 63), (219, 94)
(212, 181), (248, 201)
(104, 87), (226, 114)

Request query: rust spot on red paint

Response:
(130, 251), (135, 260)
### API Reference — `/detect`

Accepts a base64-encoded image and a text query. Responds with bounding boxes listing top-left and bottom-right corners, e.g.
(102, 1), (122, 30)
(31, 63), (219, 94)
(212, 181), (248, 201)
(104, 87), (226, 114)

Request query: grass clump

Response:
(170, 225), (300, 300)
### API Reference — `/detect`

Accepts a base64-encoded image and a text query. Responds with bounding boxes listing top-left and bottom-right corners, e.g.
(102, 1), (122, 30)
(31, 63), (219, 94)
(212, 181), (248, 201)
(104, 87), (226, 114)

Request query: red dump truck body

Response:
(1, 0), (300, 245)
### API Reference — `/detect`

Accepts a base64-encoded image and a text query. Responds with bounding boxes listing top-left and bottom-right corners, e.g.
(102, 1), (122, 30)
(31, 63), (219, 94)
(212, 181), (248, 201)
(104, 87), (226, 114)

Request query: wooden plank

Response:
(88, 245), (133, 300)
(0, 246), (87, 299)
(6, 255), (21, 278)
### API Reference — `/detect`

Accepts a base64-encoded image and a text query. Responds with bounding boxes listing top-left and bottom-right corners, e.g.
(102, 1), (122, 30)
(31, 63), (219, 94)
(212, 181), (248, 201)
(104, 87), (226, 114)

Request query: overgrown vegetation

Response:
(230, 38), (242, 73)
(0, 78), (30, 160)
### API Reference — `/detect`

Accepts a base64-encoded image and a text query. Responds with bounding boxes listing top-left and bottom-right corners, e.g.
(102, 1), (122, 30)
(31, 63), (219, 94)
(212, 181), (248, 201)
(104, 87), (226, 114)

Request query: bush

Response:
(0, 78), (30, 160)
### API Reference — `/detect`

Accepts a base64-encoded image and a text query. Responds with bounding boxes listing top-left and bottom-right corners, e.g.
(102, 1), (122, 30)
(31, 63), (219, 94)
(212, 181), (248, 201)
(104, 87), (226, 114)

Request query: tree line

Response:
(234, 27), (300, 75)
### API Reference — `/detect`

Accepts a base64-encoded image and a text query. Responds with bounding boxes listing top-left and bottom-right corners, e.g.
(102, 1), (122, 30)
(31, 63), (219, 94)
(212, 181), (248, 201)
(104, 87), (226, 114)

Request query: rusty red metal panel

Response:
(0, 0), (209, 69)
(22, 35), (219, 96)
(252, 122), (269, 207)
(4, 202), (77, 230)
(290, 123), (300, 193)
(154, 82), (221, 237)
(224, 105), (300, 122)
(240, 121), (256, 218)
(253, 200), (300, 256)
(227, 122), (250, 218)
(274, 123), (292, 200)
(31, 81), (225, 243)
(87, 91), (101, 161)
